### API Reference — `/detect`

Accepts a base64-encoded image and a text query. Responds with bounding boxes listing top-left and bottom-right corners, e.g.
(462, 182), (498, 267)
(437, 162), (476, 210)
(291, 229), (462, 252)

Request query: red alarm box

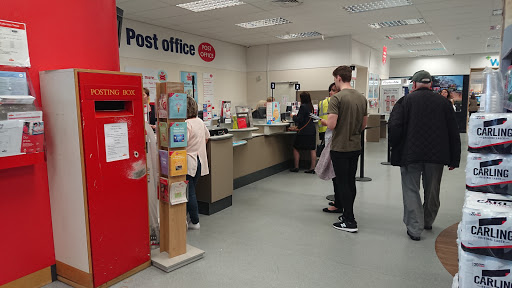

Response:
(40, 69), (149, 287)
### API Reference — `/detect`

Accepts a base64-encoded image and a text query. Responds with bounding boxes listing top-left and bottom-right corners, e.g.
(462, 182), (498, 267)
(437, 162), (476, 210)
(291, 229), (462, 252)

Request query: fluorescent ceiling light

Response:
(386, 31), (434, 39)
(369, 18), (425, 29)
(177, 0), (244, 12)
(398, 40), (441, 47)
(276, 31), (322, 39)
(493, 9), (503, 16)
(408, 47), (445, 53)
(488, 35), (501, 40)
(236, 17), (291, 29)
(343, 0), (412, 13)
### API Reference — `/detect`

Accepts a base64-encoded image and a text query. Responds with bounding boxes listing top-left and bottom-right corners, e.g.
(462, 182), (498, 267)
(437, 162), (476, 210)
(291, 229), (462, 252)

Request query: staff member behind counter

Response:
(252, 97), (273, 118)
(290, 92), (317, 174)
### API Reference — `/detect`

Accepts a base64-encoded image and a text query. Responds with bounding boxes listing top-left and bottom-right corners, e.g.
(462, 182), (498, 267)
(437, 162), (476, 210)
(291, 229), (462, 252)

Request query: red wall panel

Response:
(0, 0), (120, 285)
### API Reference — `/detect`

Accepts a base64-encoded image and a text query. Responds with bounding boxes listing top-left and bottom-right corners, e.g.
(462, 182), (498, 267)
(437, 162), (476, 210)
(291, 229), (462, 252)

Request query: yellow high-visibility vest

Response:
(318, 97), (330, 133)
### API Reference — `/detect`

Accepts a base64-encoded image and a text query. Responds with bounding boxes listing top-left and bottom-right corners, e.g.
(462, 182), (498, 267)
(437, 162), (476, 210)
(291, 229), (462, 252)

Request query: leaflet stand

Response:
(0, 65), (44, 166)
(153, 82), (204, 272)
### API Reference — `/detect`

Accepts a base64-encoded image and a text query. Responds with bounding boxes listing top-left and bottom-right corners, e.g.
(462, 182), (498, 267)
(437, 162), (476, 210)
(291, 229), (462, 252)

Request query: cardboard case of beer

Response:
(461, 192), (512, 261)
(469, 114), (512, 154)
(466, 153), (512, 196)
(458, 250), (512, 288)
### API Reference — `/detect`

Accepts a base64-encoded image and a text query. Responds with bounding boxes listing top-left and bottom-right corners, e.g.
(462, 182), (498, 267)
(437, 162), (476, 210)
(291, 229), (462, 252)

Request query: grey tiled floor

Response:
(45, 135), (467, 288)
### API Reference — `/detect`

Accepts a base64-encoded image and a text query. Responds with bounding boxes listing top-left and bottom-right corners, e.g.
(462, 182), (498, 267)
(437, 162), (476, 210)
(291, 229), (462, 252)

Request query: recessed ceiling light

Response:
(236, 17), (291, 29)
(493, 9), (503, 16)
(276, 31), (322, 39)
(177, 0), (245, 12)
(343, 0), (412, 13)
(369, 18), (425, 29)
(386, 31), (434, 39)
(490, 25), (501, 30)
(398, 40), (441, 47)
(408, 47), (445, 53)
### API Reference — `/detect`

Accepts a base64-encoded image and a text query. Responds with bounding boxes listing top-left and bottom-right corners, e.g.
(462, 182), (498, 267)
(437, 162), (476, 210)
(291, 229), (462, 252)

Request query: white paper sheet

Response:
(7, 111), (42, 121)
(104, 123), (129, 163)
(0, 120), (23, 156)
(0, 20), (30, 67)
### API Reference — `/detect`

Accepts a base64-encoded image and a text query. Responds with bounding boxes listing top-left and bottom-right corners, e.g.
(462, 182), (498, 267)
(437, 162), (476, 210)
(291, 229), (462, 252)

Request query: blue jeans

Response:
(186, 158), (201, 224)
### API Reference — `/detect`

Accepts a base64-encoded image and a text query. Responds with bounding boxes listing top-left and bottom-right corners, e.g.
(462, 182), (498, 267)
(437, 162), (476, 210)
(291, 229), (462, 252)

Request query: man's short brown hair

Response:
(332, 66), (352, 83)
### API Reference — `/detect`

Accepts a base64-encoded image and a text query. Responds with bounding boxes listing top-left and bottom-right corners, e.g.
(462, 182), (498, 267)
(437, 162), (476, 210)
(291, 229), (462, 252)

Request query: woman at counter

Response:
(186, 96), (210, 230)
(290, 92), (317, 173)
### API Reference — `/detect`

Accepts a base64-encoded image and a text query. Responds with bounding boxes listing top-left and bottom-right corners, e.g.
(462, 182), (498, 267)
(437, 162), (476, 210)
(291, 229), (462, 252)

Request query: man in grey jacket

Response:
(388, 70), (461, 241)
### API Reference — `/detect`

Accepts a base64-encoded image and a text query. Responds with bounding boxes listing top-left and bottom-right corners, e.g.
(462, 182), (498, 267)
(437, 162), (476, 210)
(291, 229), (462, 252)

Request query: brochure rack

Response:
(152, 82), (204, 272)
(0, 66), (55, 288)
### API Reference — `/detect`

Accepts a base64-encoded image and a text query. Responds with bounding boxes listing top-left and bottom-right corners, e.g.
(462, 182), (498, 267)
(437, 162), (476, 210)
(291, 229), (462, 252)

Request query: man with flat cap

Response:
(388, 70), (461, 241)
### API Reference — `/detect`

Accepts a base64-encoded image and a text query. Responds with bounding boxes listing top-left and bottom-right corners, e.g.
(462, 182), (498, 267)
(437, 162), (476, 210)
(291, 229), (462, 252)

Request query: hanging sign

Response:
(382, 46), (387, 65)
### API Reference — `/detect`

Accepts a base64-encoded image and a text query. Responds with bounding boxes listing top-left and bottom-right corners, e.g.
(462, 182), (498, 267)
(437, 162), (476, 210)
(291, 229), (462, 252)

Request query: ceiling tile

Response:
(117, 0), (170, 13)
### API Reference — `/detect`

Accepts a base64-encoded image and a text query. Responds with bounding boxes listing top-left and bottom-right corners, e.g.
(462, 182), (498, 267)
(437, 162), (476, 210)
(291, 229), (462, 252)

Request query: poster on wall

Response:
(180, 71), (198, 102)
(125, 67), (162, 103)
(0, 20), (30, 67)
(431, 75), (464, 101)
(380, 87), (401, 114)
(203, 73), (214, 103)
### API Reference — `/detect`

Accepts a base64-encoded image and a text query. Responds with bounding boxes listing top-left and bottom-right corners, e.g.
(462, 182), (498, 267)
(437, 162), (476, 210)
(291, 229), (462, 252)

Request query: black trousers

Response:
(330, 150), (360, 221)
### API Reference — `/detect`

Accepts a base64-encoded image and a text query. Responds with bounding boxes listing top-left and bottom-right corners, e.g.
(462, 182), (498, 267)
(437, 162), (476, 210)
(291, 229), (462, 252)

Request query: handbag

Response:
(288, 117), (312, 132)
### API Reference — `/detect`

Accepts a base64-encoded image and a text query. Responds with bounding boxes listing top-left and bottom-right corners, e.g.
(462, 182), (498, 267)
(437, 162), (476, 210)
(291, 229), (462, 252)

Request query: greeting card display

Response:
(21, 121), (44, 153)
(159, 177), (169, 203)
(159, 150), (169, 176)
(168, 93), (187, 119)
(170, 181), (188, 205)
(159, 122), (168, 147)
(170, 150), (187, 176)
(169, 122), (187, 148)
(158, 95), (168, 118)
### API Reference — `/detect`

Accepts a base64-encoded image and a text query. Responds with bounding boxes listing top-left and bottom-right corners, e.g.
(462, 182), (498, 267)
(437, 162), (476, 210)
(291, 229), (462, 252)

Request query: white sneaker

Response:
(188, 222), (200, 230)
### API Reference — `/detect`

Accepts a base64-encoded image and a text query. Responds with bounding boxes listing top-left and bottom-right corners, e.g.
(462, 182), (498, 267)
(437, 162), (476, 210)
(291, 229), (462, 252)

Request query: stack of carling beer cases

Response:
(456, 113), (512, 288)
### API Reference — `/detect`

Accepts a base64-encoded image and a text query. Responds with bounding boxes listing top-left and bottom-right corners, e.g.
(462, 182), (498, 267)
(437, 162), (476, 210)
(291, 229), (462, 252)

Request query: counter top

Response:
(210, 134), (233, 141)
(232, 140), (248, 147)
(253, 122), (290, 127)
(228, 127), (259, 132)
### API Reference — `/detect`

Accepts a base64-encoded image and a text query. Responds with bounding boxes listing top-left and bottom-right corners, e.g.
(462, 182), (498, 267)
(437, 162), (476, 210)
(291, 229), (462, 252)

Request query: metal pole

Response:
(381, 138), (391, 165)
(356, 129), (372, 182)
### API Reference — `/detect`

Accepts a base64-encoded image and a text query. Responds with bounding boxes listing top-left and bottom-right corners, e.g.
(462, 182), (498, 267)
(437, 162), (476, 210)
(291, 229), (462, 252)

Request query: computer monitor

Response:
(252, 107), (266, 119)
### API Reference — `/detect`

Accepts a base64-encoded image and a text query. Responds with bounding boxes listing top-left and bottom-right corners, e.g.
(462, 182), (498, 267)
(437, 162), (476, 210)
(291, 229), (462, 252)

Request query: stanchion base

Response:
(356, 177), (372, 182)
(381, 162), (391, 165)
(326, 194), (335, 201)
(152, 244), (205, 273)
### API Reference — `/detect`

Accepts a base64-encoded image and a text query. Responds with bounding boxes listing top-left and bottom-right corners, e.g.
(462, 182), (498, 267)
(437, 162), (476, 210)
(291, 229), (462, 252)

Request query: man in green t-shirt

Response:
(326, 65), (368, 233)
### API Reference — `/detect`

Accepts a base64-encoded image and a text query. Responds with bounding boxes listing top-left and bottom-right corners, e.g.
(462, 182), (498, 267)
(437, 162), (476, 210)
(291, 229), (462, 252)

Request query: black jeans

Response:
(330, 150), (360, 221)
(186, 158), (201, 224)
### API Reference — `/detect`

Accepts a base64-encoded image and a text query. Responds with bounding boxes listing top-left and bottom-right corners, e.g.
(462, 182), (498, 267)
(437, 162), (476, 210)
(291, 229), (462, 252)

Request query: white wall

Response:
(389, 53), (500, 77)
(120, 19), (248, 106)
(246, 36), (356, 108)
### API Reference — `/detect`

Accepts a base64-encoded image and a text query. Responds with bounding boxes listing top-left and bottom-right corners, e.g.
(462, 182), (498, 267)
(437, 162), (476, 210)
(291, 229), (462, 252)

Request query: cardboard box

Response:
(366, 114), (381, 142)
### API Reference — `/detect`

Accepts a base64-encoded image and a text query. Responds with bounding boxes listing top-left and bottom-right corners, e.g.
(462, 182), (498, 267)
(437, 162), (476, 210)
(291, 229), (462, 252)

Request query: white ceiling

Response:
(116, 0), (504, 58)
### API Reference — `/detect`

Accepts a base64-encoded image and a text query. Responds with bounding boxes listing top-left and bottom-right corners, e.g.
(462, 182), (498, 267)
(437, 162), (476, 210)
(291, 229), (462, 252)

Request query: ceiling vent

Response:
(271, 0), (303, 8)
(404, 36), (423, 41)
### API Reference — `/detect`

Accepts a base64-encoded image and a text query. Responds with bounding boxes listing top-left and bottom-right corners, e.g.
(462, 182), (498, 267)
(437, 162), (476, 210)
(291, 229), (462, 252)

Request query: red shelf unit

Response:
(0, 153), (45, 171)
